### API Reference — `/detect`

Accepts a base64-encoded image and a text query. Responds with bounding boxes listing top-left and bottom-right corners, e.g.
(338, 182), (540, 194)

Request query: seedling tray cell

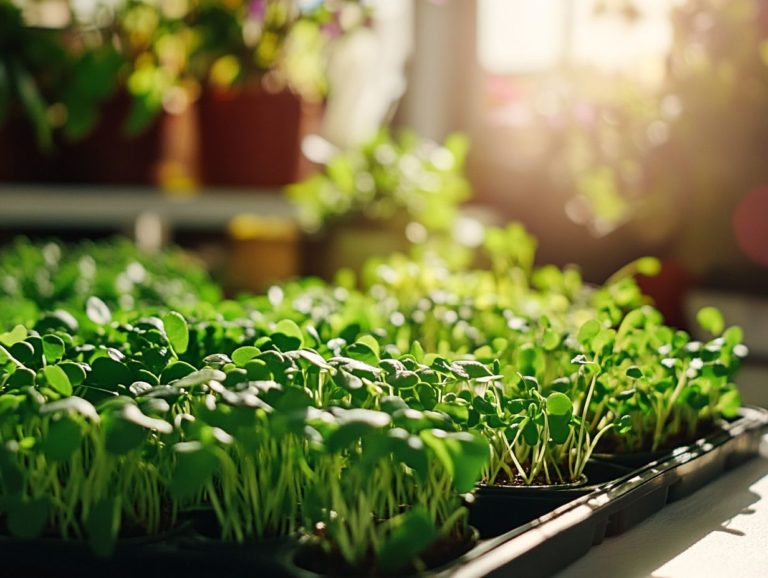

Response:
(468, 461), (631, 538)
(444, 406), (768, 578)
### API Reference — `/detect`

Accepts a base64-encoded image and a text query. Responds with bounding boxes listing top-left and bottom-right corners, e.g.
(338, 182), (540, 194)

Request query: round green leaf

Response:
(119, 404), (172, 433)
(173, 368), (225, 388)
(104, 417), (146, 455)
(170, 442), (219, 499)
(89, 357), (132, 389)
(160, 361), (196, 384)
(9, 341), (34, 365)
(0, 325), (27, 347)
(40, 396), (99, 421)
(577, 319), (602, 345)
(232, 346), (260, 366)
(718, 387), (741, 419)
(59, 361), (87, 386)
(546, 392), (573, 417)
(697, 306), (724, 336)
(542, 330), (560, 351)
(355, 335), (380, 359)
(522, 419), (539, 446)
(345, 342), (378, 366)
(416, 383), (438, 411)
(36, 310), (78, 333)
(445, 431), (490, 493)
(636, 256), (661, 276)
(625, 366), (643, 379)
(451, 360), (493, 379)
(162, 311), (189, 354)
(6, 367), (36, 388)
(272, 319), (304, 351)
(42, 334), (65, 364)
(548, 414), (571, 444)
(377, 508), (438, 575)
(43, 365), (73, 396)
(245, 359), (271, 380)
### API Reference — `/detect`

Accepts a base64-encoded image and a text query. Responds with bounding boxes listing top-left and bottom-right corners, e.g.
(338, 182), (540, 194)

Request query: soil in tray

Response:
(292, 529), (477, 577)
(489, 471), (587, 488)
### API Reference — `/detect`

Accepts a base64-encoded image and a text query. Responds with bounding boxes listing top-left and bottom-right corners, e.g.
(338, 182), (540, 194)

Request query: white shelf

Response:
(0, 184), (295, 232)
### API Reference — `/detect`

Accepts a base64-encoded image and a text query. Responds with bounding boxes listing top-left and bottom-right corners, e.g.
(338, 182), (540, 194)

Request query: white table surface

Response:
(555, 434), (768, 578)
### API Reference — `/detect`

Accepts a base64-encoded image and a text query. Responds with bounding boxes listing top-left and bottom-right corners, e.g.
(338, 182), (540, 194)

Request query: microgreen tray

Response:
(427, 405), (768, 578)
(2, 407), (765, 578)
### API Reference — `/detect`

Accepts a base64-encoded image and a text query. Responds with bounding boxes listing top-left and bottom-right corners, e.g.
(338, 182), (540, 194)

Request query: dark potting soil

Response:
(490, 470), (583, 488)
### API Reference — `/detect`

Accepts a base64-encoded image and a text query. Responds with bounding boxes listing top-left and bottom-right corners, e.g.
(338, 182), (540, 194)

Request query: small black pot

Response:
(468, 475), (589, 539)
(468, 460), (635, 539)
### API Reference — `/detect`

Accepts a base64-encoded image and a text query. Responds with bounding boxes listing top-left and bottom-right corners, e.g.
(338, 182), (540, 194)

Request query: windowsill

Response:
(556, 434), (768, 578)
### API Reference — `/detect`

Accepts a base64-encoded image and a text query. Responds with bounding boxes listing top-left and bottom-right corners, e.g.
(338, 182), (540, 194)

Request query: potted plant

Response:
(0, 0), (194, 185)
(0, 1), (72, 182)
(64, 0), (200, 185)
(191, 0), (366, 187)
(287, 129), (472, 279)
(348, 225), (747, 466)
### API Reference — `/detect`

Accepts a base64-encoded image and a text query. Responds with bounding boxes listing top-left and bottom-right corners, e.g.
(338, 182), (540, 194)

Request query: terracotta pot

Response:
(0, 91), (173, 185)
(66, 90), (170, 185)
(197, 84), (321, 188)
(0, 114), (70, 183)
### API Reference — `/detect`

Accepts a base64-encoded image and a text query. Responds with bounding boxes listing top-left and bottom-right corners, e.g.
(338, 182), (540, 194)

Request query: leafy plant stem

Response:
(653, 363), (689, 451)
(573, 371), (598, 478)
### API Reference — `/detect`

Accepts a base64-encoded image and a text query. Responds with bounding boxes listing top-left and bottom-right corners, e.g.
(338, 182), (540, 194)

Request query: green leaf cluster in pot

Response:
(0, 0), (163, 147)
(286, 129), (472, 235)
(189, 0), (368, 100)
(0, 0), (368, 150)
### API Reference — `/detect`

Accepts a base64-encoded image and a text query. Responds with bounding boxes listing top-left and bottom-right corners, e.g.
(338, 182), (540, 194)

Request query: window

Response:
(478, 0), (674, 76)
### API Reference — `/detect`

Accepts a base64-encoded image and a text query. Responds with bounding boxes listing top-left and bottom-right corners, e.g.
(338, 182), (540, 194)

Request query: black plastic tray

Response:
(426, 405), (768, 578)
(2, 406), (766, 578)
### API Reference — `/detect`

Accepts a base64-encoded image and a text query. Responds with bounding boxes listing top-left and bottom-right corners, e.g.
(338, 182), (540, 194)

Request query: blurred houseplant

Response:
(0, 0), (86, 182)
(191, 0), (369, 187)
(556, 0), (768, 305)
(1, 0), (366, 187)
(287, 128), (472, 278)
(0, 0), (192, 185)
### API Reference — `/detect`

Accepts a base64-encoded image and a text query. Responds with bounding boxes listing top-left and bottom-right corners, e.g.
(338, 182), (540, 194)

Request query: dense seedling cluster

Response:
(0, 238), (221, 328)
(0, 229), (746, 573)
